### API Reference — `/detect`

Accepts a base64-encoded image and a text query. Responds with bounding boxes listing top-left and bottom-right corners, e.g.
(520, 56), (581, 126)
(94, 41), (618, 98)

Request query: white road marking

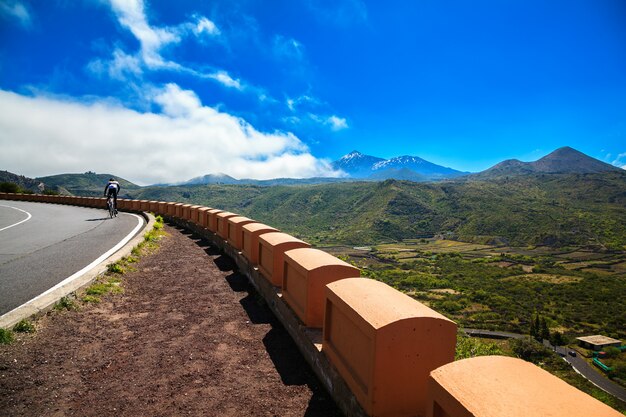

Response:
(0, 204), (33, 232)
(4, 212), (144, 314)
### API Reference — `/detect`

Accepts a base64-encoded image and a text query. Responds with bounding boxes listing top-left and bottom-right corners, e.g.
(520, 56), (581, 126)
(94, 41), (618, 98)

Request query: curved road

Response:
(463, 328), (626, 402)
(0, 200), (145, 315)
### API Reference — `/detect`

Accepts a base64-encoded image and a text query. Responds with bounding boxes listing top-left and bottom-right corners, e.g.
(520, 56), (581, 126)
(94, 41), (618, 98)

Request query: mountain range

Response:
(473, 146), (623, 178)
(331, 151), (468, 180)
(168, 146), (621, 185)
(2, 146), (623, 193)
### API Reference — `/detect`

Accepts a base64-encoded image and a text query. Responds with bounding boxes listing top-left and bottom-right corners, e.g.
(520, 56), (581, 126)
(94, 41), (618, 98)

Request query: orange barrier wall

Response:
(207, 209), (224, 232)
(2, 192), (622, 417)
(324, 278), (457, 417)
(227, 216), (255, 250)
(241, 223), (278, 264)
(427, 356), (623, 417)
(257, 232), (311, 286)
(197, 207), (210, 228)
(282, 248), (360, 328)
(216, 212), (237, 239)
(188, 205), (202, 223)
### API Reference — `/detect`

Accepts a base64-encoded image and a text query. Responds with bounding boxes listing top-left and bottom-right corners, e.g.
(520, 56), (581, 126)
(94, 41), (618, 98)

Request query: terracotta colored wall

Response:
(282, 248), (360, 328)
(216, 212), (237, 238)
(427, 356), (623, 417)
(257, 232), (311, 286)
(197, 207), (210, 227)
(241, 223), (278, 264)
(227, 216), (255, 249)
(324, 278), (457, 417)
(206, 209), (223, 232)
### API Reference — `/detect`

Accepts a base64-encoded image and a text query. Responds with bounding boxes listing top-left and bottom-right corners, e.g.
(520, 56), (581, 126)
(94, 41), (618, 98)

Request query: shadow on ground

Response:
(175, 224), (343, 417)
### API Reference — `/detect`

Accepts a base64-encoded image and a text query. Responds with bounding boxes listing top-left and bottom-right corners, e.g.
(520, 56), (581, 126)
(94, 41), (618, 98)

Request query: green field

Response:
(325, 239), (626, 341)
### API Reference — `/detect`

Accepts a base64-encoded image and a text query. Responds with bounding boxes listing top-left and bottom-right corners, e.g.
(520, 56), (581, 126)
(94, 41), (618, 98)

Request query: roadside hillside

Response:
(127, 172), (626, 248)
(37, 172), (141, 197)
(0, 170), (44, 193)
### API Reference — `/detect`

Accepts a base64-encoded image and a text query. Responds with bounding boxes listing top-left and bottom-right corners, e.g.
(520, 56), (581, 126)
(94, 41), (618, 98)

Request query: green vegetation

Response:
(36, 171), (140, 197)
(0, 328), (14, 344)
(352, 246), (626, 340)
(128, 172), (626, 249)
(13, 319), (35, 333)
(455, 332), (504, 359)
(0, 181), (34, 194)
(54, 296), (78, 311)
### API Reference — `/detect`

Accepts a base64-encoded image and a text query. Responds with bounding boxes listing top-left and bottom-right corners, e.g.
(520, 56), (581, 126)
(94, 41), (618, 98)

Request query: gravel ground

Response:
(0, 224), (341, 417)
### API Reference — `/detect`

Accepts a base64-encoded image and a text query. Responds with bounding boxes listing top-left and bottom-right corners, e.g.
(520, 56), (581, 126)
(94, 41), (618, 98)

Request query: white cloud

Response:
(87, 48), (143, 80)
(327, 115), (348, 131)
(0, 0), (31, 28)
(0, 88), (341, 185)
(273, 35), (304, 61)
(612, 152), (626, 170)
(109, 0), (182, 70)
(307, 113), (349, 131)
(207, 71), (242, 90)
(193, 16), (220, 36)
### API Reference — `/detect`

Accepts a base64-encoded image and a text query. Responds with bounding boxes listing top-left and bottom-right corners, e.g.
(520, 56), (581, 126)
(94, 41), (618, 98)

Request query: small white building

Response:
(576, 335), (622, 351)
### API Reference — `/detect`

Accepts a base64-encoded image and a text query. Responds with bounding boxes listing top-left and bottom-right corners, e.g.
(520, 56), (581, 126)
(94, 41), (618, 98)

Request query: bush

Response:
(0, 182), (20, 193)
(13, 319), (35, 333)
(54, 296), (77, 311)
(510, 337), (551, 362)
(0, 328), (14, 344)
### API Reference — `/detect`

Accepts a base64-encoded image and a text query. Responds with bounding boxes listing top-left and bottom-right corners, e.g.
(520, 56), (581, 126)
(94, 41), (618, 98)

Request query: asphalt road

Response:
(0, 200), (144, 315)
(463, 328), (626, 402)
(554, 345), (626, 402)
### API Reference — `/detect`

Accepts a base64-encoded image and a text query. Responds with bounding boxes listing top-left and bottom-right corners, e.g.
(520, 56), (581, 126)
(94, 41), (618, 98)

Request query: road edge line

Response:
(0, 212), (156, 329)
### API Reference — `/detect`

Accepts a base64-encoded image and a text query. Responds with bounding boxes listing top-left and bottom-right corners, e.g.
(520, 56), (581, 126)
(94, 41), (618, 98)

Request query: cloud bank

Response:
(0, 87), (341, 185)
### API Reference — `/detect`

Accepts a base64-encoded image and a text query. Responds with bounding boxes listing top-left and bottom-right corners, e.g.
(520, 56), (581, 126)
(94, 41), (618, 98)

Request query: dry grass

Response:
(501, 273), (582, 284)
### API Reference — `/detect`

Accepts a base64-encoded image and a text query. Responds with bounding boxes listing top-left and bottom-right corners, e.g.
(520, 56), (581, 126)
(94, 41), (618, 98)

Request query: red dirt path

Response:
(0, 224), (341, 416)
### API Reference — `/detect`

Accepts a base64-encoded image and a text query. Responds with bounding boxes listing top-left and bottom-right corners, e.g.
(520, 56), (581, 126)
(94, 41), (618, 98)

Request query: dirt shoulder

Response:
(0, 224), (341, 416)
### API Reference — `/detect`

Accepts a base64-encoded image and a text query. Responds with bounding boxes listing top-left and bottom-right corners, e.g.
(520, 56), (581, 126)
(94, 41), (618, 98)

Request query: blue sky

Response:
(0, 0), (625, 184)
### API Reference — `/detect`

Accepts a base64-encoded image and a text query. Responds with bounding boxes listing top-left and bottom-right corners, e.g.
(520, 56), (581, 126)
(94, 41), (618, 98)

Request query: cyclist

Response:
(104, 178), (121, 213)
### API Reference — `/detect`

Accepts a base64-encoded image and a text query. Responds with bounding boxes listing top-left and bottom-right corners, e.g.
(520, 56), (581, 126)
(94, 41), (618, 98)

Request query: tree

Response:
(550, 331), (566, 346)
(539, 317), (550, 340)
(530, 314), (537, 338)
(0, 182), (19, 193)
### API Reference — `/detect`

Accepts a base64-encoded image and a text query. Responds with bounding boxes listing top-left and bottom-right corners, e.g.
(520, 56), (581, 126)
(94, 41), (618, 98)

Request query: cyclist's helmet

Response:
(109, 178), (115, 181)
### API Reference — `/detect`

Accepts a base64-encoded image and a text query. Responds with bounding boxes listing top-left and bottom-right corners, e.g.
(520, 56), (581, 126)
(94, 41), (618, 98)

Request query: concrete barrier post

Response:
(216, 212), (237, 239)
(323, 278), (457, 417)
(427, 356), (623, 417)
(197, 207), (210, 228)
(188, 205), (202, 223)
(174, 202), (184, 218)
(241, 223), (279, 264)
(257, 232), (311, 287)
(138, 200), (150, 211)
(227, 216), (255, 250)
(207, 209), (224, 232)
(156, 201), (168, 216)
(282, 248), (360, 328)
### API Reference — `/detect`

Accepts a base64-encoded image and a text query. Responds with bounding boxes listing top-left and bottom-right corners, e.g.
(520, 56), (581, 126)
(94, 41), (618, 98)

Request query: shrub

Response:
(0, 328), (14, 344)
(13, 319), (35, 333)
(0, 182), (19, 193)
(54, 296), (77, 311)
(107, 263), (125, 274)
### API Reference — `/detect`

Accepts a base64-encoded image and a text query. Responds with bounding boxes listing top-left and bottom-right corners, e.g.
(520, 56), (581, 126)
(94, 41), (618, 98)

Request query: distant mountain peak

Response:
(476, 146), (622, 178)
(332, 150), (466, 181)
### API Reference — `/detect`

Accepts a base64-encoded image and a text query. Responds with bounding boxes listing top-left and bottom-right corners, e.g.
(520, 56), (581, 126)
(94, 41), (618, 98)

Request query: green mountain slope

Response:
(36, 172), (140, 197)
(128, 172), (626, 248)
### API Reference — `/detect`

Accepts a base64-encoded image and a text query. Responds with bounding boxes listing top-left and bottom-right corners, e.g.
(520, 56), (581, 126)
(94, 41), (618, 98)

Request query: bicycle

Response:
(107, 194), (117, 218)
